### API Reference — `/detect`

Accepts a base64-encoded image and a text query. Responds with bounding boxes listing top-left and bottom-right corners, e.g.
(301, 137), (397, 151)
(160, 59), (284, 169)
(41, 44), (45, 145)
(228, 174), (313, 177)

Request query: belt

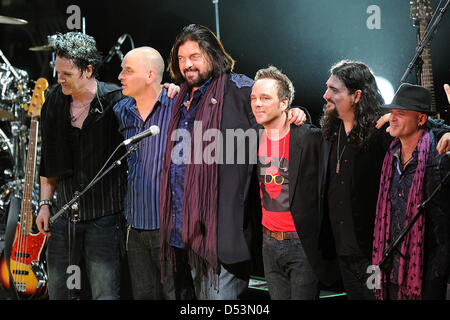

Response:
(262, 226), (299, 241)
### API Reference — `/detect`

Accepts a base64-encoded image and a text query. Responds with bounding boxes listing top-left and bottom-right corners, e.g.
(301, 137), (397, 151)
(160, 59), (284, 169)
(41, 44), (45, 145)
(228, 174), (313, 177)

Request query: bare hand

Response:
(444, 84), (450, 104)
(376, 113), (391, 131)
(436, 132), (450, 155)
(287, 108), (307, 126)
(163, 83), (180, 99)
(36, 207), (51, 237)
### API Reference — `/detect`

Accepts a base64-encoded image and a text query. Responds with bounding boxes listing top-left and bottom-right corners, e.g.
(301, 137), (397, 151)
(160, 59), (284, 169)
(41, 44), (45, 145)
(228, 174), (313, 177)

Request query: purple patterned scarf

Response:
(160, 74), (226, 280)
(372, 130), (430, 300)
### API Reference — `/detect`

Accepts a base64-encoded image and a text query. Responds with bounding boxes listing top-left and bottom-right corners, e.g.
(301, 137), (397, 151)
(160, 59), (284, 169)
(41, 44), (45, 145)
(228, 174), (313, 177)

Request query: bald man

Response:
(113, 47), (178, 299)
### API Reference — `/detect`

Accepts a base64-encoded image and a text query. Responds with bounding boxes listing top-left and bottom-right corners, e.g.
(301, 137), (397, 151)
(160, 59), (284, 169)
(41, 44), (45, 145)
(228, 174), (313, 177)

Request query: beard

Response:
(320, 103), (341, 141)
(183, 67), (212, 88)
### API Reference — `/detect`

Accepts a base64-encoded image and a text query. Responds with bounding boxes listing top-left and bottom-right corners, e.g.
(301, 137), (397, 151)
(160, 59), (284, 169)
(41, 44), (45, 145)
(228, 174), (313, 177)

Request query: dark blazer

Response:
(245, 123), (340, 286)
(216, 72), (257, 265)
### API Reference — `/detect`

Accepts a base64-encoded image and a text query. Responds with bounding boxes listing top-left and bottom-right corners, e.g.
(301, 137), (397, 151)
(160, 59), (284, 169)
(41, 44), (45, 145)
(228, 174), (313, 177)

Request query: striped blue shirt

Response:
(114, 88), (174, 230)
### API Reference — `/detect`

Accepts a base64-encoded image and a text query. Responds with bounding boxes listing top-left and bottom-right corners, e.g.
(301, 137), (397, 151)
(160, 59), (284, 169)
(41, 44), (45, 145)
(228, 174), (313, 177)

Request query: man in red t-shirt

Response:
(250, 66), (338, 299)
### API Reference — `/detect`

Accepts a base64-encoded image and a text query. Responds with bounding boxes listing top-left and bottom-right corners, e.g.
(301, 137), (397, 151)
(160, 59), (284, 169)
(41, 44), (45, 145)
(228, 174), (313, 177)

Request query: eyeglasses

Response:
(264, 174), (284, 185)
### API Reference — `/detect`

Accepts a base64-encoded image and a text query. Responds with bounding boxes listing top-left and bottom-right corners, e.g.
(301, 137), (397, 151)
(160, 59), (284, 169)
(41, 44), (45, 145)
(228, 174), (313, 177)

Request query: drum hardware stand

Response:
(0, 49), (21, 81)
(10, 118), (27, 180)
(47, 35), (57, 79)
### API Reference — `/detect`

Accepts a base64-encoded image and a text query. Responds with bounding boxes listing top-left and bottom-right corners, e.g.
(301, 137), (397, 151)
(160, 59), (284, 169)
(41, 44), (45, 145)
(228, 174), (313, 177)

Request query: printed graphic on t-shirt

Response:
(257, 132), (296, 232)
(258, 155), (289, 212)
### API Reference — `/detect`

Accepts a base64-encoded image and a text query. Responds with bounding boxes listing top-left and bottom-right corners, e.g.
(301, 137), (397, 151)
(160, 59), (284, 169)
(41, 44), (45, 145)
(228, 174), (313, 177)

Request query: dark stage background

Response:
(0, 0), (449, 301)
(1, 0), (449, 123)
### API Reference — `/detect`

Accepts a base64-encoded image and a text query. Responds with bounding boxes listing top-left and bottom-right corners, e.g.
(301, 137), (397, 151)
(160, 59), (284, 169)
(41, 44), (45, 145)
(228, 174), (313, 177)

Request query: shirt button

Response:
(340, 221), (344, 225)
(185, 122), (188, 125)
(340, 181), (344, 185)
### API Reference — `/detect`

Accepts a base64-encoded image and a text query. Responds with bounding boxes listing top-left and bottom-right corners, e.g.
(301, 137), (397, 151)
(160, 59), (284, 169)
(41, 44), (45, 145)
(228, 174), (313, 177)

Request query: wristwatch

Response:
(39, 200), (53, 209)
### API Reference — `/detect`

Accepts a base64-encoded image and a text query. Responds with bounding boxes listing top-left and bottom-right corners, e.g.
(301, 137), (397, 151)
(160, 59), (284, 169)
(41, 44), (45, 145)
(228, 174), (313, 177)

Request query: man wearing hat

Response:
(372, 83), (450, 300)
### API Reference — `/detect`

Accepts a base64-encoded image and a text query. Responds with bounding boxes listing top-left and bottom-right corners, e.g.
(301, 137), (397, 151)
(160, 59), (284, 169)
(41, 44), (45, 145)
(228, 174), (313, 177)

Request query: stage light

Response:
(376, 76), (395, 104)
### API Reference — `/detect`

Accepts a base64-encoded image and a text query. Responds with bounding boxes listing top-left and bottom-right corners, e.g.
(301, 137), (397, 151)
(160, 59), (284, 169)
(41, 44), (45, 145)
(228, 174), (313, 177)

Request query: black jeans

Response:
(126, 228), (175, 300)
(262, 233), (319, 300)
(47, 213), (123, 300)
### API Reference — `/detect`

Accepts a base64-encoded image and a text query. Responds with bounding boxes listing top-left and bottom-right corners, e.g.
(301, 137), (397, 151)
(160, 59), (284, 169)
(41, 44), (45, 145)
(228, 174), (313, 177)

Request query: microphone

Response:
(104, 34), (127, 63)
(121, 125), (160, 146)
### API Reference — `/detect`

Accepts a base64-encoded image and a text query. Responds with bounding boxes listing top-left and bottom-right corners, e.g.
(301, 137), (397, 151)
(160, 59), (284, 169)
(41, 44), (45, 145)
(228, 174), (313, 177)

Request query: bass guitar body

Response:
(0, 222), (47, 296)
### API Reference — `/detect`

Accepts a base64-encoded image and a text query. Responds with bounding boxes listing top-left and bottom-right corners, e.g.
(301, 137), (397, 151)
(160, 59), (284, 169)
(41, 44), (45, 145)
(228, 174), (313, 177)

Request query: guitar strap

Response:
(4, 189), (21, 299)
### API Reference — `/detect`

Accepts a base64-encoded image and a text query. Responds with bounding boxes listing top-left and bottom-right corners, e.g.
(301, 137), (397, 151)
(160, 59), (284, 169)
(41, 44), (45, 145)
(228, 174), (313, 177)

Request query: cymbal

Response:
(0, 15), (28, 25)
(29, 44), (53, 52)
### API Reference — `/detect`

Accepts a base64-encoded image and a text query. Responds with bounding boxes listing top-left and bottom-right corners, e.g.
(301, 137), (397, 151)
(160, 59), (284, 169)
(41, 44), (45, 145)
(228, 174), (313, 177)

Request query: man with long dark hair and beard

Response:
(318, 60), (450, 300)
(159, 24), (305, 300)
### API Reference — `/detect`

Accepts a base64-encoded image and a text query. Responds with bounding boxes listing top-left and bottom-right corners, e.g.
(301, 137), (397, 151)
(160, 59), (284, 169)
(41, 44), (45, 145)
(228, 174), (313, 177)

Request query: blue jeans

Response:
(262, 233), (319, 300)
(172, 248), (249, 300)
(192, 263), (249, 300)
(47, 213), (123, 300)
(126, 228), (175, 299)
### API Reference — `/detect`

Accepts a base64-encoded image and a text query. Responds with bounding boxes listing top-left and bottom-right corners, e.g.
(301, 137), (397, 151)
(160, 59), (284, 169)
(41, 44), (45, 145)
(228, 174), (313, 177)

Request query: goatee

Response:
(320, 104), (341, 141)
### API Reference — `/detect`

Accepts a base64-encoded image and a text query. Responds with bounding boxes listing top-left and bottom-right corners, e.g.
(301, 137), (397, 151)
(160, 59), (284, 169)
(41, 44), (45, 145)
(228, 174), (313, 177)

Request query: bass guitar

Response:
(0, 78), (48, 298)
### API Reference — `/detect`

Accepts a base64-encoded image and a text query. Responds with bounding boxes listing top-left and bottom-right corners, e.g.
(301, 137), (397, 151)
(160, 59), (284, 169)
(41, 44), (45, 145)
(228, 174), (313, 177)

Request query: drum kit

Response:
(0, 15), (45, 252)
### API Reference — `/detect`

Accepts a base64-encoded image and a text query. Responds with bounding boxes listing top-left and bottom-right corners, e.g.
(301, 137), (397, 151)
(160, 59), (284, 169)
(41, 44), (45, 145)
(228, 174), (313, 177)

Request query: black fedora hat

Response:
(382, 83), (435, 115)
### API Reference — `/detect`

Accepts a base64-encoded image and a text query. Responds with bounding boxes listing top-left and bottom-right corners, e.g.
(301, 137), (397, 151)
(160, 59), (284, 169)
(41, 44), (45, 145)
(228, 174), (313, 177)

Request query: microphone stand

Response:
(400, 0), (449, 83)
(49, 143), (138, 225)
(378, 167), (450, 273)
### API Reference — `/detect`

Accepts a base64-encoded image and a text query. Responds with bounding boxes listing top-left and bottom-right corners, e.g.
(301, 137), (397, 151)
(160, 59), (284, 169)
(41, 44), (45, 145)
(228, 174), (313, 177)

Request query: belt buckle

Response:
(275, 231), (284, 241)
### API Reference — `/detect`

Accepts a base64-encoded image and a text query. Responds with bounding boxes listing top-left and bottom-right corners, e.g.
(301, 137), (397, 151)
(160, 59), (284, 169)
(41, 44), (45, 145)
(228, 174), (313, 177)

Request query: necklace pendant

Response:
(336, 160), (340, 174)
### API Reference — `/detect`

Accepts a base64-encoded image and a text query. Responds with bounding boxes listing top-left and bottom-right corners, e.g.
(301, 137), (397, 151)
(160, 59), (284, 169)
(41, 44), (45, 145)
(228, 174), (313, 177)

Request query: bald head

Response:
(119, 46), (166, 99)
(124, 46), (165, 82)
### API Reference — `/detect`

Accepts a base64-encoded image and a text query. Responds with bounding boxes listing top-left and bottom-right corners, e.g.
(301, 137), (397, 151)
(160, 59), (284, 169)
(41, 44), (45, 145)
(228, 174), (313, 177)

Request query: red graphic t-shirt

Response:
(257, 131), (296, 232)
